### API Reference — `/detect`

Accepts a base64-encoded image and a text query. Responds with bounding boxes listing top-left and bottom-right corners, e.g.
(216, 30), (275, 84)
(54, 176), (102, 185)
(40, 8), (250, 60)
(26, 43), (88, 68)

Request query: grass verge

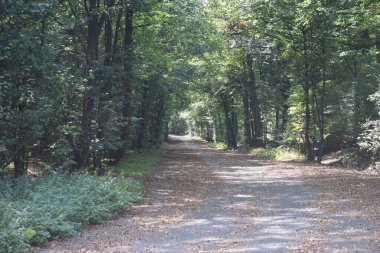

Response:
(114, 149), (163, 178)
(250, 147), (304, 161)
(208, 142), (228, 150)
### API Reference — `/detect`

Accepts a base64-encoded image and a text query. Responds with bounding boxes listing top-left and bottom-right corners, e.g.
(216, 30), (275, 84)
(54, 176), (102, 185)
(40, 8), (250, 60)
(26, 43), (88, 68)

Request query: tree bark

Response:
(350, 58), (360, 141)
(317, 38), (327, 163)
(311, 68), (317, 154)
(112, 8), (123, 63)
(220, 93), (238, 149)
(280, 77), (291, 136)
(94, 1), (116, 171)
(245, 49), (263, 147)
(136, 82), (149, 150)
(13, 118), (26, 177)
(302, 30), (314, 161)
(153, 96), (167, 145)
(78, 0), (98, 170)
(112, 5), (134, 162)
(242, 81), (253, 146)
(376, 33), (380, 63)
(304, 82), (313, 161)
(317, 66), (326, 163)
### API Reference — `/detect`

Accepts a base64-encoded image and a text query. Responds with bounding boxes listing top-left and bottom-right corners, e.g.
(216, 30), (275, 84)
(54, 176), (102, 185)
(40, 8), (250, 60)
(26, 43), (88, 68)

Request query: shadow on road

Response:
(39, 135), (380, 252)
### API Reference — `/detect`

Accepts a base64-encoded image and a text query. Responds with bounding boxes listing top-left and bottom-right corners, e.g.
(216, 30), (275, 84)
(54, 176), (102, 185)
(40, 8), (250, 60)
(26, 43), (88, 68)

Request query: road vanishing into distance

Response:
(39, 135), (380, 252)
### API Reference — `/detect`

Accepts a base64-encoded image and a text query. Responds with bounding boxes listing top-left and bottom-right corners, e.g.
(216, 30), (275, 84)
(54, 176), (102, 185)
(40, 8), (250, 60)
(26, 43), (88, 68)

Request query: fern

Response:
(0, 173), (143, 253)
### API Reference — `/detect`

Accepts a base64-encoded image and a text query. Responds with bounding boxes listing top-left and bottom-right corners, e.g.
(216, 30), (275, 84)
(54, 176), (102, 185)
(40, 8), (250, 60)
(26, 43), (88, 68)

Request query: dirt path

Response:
(39, 136), (380, 252)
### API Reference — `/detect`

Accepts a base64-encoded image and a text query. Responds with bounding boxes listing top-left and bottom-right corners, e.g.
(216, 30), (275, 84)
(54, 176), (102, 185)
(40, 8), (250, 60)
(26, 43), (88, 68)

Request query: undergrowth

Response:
(114, 149), (162, 177)
(0, 173), (143, 253)
(250, 147), (303, 161)
(0, 149), (163, 253)
(208, 142), (228, 150)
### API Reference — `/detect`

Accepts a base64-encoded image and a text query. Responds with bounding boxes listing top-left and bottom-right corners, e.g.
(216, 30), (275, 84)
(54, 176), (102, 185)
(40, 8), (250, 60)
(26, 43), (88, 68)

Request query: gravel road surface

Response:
(38, 135), (380, 252)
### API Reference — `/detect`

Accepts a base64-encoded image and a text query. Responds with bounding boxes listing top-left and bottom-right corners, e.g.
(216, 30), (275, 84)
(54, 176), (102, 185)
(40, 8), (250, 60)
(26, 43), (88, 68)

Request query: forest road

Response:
(39, 135), (380, 252)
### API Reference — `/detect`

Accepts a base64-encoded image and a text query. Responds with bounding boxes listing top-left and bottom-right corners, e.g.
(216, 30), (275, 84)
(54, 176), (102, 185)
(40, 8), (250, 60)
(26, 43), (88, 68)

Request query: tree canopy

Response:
(1, 0), (380, 177)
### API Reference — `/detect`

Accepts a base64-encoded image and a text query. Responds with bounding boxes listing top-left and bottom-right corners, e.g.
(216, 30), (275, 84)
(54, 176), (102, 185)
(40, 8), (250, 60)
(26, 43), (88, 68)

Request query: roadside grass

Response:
(0, 149), (164, 253)
(250, 147), (304, 161)
(114, 149), (163, 178)
(208, 142), (228, 150)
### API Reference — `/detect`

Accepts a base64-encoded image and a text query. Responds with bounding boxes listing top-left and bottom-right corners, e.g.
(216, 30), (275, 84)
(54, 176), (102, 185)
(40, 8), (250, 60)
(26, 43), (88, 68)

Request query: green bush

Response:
(359, 121), (380, 169)
(358, 89), (380, 170)
(250, 147), (303, 161)
(208, 142), (228, 150)
(0, 173), (143, 253)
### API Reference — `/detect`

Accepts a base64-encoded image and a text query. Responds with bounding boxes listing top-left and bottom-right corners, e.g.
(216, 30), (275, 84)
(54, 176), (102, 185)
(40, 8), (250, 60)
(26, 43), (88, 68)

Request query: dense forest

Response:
(0, 0), (379, 177)
(1, 0), (380, 251)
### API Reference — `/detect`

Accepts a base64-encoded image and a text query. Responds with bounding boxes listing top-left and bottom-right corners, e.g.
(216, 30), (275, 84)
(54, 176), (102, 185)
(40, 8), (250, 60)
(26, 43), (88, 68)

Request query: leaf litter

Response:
(37, 136), (380, 252)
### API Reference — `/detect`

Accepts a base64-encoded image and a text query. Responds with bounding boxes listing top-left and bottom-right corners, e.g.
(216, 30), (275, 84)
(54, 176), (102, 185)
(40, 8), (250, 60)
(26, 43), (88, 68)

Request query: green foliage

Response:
(209, 142), (228, 150)
(358, 88), (380, 169)
(0, 173), (143, 252)
(114, 150), (162, 178)
(250, 147), (304, 162)
(169, 113), (188, 136)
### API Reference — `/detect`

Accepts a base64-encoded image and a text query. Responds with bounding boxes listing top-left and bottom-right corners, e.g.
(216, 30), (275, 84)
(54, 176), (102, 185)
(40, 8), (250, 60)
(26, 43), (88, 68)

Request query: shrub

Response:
(250, 147), (303, 161)
(358, 89), (380, 170)
(0, 173), (143, 253)
(323, 134), (342, 152)
(208, 142), (228, 150)
(359, 120), (380, 169)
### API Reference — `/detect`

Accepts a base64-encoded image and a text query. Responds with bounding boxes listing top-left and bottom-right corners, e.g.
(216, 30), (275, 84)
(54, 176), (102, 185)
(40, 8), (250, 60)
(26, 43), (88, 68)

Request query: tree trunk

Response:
(317, 69), (326, 163)
(352, 79), (360, 141)
(351, 59), (360, 141)
(217, 113), (223, 143)
(136, 82), (149, 150)
(13, 122), (26, 177)
(112, 5), (134, 162)
(302, 30), (313, 161)
(275, 108), (280, 141)
(112, 8), (123, 62)
(78, 0), (99, 170)
(311, 69), (317, 154)
(280, 77), (291, 136)
(212, 115), (217, 143)
(304, 83), (313, 161)
(245, 49), (263, 147)
(153, 96), (167, 145)
(242, 81), (253, 146)
(94, 2), (114, 171)
(376, 33), (380, 63)
(220, 93), (237, 149)
(317, 39), (327, 163)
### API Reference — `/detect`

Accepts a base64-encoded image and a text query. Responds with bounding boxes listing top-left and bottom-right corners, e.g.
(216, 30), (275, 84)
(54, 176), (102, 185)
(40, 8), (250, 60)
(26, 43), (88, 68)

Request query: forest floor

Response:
(38, 135), (380, 252)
